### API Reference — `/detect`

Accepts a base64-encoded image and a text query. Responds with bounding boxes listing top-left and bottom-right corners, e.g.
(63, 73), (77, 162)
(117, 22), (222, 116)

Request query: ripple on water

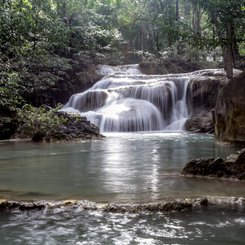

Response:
(0, 208), (245, 244)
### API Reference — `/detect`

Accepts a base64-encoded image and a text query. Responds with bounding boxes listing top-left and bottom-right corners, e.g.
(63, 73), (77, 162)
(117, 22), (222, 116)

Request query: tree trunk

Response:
(224, 46), (234, 79)
(176, 0), (179, 21)
(192, 1), (201, 36)
(224, 23), (235, 79)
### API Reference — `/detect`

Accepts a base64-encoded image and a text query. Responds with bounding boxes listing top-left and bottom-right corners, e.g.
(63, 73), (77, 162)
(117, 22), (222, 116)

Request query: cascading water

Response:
(62, 64), (191, 132)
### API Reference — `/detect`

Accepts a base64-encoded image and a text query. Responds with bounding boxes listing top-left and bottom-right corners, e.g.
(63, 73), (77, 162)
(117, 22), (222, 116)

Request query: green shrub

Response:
(16, 105), (68, 140)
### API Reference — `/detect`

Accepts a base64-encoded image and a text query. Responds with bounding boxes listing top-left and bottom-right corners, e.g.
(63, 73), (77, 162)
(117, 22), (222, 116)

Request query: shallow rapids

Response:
(1, 203), (245, 244)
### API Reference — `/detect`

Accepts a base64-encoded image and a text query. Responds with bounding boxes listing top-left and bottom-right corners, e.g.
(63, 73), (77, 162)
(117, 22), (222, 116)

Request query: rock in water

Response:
(181, 149), (245, 180)
(181, 157), (227, 177)
(215, 71), (245, 143)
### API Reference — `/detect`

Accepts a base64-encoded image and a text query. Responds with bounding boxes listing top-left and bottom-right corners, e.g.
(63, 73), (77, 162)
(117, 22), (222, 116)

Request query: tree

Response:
(194, 0), (245, 78)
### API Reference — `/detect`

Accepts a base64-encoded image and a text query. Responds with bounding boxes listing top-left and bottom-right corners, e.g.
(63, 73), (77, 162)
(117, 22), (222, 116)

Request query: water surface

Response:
(0, 208), (245, 244)
(0, 132), (243, 202)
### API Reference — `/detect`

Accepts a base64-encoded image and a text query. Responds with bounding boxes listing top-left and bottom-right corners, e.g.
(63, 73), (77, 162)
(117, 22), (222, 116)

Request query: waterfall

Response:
(62, 64), (191, 132)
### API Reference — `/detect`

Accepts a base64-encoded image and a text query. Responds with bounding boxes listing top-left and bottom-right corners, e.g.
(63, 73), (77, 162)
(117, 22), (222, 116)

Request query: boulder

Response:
(182, 149), (245, 180)
(52, 112), (104, 142)
(181, 157), (227, 177)
(215, 71), (245, 143)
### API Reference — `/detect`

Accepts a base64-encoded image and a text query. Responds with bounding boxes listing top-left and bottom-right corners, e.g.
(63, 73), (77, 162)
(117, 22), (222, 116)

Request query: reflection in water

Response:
(0, 132), (243, 202)
(150, 146), (160, 200)
(102, 141), (131, 193)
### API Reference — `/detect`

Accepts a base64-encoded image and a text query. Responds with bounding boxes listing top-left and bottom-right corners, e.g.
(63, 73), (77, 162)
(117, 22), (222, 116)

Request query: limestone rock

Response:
(215, 71), (245, 143)
(185, 71), (227, 133)
(185, 69), (242, 134)
(188, 76), (226, 110)
(185, 111), (214, 133)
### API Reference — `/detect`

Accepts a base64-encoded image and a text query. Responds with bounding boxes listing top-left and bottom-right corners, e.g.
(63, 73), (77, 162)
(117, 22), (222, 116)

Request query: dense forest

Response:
(0, 0), (244, 139)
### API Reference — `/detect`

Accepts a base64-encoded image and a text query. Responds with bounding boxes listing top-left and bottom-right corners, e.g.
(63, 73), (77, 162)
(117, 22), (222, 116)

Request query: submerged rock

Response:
(102, 202), (192, 213)
(0, 201), (46, 211)
(0, 200), (192, 213)
(182, 149), (245, 180)
(1, 196), (245, 213)
(215, 71), (245, 143)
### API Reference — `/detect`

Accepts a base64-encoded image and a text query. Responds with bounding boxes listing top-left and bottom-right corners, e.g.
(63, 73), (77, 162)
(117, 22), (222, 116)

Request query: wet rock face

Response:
(189, 76), (226, 110)
(185, 111), (214, 133)
(215, 71), (245, 143)
(185, 74), (227, 133)
(185, 70), (243, 135)
(139, 66), (229, 134)
(182, 149), (245, 180)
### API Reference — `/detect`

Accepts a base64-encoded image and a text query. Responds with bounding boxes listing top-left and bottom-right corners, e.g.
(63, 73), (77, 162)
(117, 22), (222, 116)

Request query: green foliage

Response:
(16, 105), (68, 140)
(240, 39), (245, 56)
(0, 0), (125, 110)
(0, 0), (244, 133)
(0, 0), (67, 58)
(194, 0), (245, 45)
(0, 70), (24, 113)
(19, 54), (73, 105)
